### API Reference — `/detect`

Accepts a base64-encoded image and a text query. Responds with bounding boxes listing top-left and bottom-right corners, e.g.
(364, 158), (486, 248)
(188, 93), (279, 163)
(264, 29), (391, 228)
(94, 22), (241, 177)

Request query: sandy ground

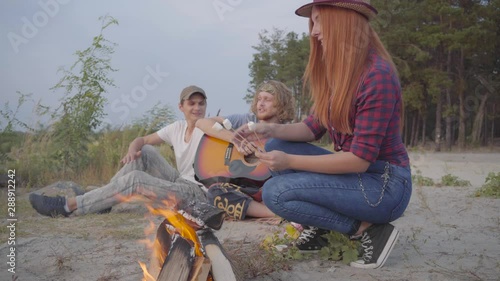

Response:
(1, 152), (499, 281)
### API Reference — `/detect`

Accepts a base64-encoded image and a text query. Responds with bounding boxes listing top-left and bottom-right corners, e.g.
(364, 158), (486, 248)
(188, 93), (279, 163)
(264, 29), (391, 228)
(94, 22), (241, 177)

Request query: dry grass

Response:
(0, 188), (150, 244)
(2, 126), (176, 190)
(223, 239), (293, 279)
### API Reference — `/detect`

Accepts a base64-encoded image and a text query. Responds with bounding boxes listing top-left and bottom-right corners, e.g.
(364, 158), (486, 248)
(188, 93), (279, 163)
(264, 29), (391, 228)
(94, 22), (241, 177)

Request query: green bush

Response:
(50, 15), (118, 174)
(319, 231), (359, 264)
(475, 172), (500, 198)
(261, 223), (359, 264)
(411, 170), (435, 186)
(439, 174), (471, 187)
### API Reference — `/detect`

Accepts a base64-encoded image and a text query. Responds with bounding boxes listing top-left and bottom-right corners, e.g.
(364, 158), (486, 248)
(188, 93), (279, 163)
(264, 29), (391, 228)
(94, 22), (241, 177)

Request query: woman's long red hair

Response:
(304, 6), (398, 134)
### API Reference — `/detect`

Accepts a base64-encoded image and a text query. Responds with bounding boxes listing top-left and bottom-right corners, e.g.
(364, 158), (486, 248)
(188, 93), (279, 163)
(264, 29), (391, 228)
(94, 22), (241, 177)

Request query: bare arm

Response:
(257, 150), (370, 174)
(195, 117), (233, 143)
(121, 132), (164, 164)
(236, 122), (316, 143)
(267, 122), (316, 142)
(197, 117), (259, 155)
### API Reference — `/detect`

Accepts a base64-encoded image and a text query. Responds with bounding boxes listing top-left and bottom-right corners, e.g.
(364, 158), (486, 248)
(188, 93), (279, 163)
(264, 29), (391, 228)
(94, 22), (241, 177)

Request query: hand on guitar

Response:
(234, 139), (259, 156)
(233, 123), (273, 143)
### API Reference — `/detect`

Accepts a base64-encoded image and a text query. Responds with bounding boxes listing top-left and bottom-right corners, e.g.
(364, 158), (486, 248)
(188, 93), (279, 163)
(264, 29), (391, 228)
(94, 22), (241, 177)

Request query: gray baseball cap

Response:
(179, 85), (207, 103)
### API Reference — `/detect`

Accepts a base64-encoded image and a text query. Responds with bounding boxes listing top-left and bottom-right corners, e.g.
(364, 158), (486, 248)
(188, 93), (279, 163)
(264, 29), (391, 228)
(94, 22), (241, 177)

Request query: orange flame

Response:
(116, 194), (204, 280)
(139, 261), (156, 281)
(145, 202), (203, 257)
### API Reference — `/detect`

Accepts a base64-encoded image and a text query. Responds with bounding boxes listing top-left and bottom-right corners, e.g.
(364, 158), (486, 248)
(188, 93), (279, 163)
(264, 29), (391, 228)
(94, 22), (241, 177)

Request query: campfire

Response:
(123, 195), (239, 281)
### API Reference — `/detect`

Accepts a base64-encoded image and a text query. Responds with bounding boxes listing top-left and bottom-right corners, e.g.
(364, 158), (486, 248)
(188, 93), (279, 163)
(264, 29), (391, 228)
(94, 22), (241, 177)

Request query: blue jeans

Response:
(262, 139), (412, 235)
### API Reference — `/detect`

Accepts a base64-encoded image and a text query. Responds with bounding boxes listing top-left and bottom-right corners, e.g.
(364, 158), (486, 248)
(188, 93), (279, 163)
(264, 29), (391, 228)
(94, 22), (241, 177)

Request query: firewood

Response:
(189, 256), (211, 281)
(198, 229), (241, 281)
(156, 219), (172, 255)
(157, 234), (195, 281)
(148, 219), (172, 278)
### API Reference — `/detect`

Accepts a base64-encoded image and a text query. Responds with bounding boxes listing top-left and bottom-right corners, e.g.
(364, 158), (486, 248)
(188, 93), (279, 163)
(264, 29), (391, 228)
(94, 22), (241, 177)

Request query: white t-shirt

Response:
(156, 120), (204, 185)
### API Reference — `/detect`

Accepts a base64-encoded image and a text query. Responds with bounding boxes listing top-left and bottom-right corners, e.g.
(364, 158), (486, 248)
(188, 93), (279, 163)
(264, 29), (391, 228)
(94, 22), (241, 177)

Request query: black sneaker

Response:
(293, 226), (329, 252)
(350, 223), (399, 269)
(29, 193), (71, 217)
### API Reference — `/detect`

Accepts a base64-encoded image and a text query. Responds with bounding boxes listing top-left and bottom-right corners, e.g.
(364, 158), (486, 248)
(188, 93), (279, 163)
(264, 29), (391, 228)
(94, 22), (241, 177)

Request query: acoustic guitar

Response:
(194, 134), (271, 187)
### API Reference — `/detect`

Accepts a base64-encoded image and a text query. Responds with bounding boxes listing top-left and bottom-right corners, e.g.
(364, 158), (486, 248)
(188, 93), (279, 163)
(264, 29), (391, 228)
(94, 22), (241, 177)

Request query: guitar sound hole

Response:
(244, 153), (259, 165)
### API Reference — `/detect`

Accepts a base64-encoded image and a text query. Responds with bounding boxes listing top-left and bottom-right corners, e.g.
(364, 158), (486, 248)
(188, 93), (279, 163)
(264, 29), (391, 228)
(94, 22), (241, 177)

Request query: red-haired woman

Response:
(234, 0), (411, 269)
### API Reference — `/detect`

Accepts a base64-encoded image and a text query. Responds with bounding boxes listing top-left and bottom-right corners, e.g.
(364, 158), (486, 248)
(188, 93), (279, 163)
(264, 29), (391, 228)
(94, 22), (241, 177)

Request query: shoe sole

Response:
(296, 243), (326, 253)
(295, 240), (327, 254)
(350, 228), (400, 269)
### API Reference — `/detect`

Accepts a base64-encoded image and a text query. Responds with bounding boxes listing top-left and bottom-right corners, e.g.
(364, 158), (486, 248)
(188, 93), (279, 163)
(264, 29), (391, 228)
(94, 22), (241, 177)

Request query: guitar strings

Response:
(245, 117), (265, 153)
(225, 122), (264, 153)
(228, 127), (258, 151)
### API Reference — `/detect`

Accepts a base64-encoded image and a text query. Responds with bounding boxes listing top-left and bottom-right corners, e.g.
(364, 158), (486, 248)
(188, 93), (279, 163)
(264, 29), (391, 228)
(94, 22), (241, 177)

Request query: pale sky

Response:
(1, 0), (310, 129)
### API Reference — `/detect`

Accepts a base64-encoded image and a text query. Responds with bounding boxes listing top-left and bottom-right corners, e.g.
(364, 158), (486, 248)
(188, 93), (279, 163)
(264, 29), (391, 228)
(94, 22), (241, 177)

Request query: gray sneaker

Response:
(350, 223), (399, 269)
(29, 193), (71, 217)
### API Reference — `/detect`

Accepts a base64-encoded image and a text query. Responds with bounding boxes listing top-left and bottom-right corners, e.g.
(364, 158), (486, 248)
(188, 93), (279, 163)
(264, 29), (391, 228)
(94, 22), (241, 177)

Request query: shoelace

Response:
(296, 227), (318, 245)
(359, 232), (374, 261)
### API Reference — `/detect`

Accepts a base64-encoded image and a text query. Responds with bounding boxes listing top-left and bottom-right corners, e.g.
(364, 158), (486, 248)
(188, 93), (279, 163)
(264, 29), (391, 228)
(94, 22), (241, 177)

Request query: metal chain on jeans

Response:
(358, 162), (390, 207)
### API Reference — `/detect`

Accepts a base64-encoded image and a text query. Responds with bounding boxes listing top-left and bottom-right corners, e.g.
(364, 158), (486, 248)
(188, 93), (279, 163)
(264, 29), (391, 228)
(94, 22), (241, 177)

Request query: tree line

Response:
(247, 0), (500, 151)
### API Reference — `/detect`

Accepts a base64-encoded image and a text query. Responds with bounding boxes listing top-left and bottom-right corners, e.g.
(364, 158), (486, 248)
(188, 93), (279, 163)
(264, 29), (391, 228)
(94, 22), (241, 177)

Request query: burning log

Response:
(190, 257), (212, 281)
(157, 234), (195, 281)
(149, 219), (241, 281)
(146, 219), (172, 278)
(152, 219), (207, 281)
(134, 193), (237, 280)
(154, 219), (172, 267)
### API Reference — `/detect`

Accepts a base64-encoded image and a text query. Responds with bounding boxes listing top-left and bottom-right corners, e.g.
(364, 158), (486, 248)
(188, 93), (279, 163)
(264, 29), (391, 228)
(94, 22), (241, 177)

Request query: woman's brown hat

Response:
(295, 0), (377, 21)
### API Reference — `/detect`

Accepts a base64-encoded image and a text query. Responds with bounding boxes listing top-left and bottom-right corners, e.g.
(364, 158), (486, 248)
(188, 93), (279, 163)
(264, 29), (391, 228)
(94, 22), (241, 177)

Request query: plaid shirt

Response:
(304, 50), (409, 167)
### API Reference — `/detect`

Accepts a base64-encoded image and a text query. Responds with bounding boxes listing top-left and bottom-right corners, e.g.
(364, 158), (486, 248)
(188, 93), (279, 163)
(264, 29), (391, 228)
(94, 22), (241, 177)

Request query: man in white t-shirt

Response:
(29, 85), (225, 229)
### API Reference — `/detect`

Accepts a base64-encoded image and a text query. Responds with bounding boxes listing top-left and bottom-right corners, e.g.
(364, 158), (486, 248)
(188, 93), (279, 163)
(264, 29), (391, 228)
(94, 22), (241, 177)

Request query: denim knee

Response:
(264, 138), (282, 151)
(141, 144), (159, 157)
(261, 178), (281, 215)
